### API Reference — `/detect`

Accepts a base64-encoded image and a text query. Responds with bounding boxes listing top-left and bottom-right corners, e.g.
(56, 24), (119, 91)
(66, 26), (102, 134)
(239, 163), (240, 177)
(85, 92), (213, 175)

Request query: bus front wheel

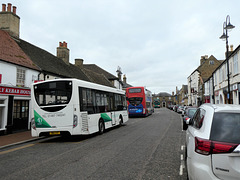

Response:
(98, 119), (105, 135)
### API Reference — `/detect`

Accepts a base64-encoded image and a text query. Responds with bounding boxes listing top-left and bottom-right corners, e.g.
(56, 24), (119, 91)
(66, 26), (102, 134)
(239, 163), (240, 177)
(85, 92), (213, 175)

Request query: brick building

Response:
(188, 55), (222, 106)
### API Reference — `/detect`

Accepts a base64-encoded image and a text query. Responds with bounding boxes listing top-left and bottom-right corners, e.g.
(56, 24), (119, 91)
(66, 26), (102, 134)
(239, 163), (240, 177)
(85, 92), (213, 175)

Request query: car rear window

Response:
(210, 112), (240, 144)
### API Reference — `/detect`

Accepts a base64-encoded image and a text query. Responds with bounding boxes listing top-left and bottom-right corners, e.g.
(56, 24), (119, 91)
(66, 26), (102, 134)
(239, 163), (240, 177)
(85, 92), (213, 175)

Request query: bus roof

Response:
(33, 78), (125, 95)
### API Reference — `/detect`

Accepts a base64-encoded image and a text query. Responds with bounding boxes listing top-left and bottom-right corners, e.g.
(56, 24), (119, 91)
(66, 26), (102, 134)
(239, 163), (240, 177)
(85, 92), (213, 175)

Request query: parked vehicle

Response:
(31, 79), (128, 137)
(177, 106), (184, 114)
(173, 105), (179, 112)
(126, 87), (154, 117)
(182, 107), (197, 130)
(184, 104), (240, 180)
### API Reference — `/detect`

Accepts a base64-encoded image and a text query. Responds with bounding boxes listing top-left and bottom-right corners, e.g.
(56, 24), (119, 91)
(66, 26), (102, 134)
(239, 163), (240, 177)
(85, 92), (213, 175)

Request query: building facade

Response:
(188, 55), (222, 106)
(152, 92), (173, 108)
(205, 45), (240, 104)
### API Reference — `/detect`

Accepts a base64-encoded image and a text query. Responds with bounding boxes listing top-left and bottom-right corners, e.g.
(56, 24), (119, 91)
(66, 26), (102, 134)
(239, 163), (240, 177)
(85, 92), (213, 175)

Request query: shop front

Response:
(0, 85), (31, 134)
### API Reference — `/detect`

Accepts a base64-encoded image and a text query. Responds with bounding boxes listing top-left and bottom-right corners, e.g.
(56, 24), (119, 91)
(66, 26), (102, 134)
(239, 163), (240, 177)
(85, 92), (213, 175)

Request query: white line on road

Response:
(179, 164), (183, 175)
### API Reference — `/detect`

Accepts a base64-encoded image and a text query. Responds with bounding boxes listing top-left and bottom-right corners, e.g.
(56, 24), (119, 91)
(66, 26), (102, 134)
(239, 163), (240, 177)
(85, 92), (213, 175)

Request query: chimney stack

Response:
(0, 3), (20, 38)
(13, 6), (16, 14)
(75, 59), (84, 68)
(2, 4), (6, 12)
(200, 55), (208, 65)
(57, 41), (70, 65)
(7, 3), (11, 12)
(123, 74), (127, 84)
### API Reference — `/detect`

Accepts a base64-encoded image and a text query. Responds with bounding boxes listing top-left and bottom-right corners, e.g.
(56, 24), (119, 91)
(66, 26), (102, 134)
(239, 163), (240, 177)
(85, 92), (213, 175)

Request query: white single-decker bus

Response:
(31, 79), (128, 137)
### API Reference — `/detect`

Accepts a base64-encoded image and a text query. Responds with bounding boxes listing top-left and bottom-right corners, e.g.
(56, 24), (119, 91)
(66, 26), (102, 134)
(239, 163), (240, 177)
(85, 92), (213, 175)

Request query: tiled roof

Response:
(155, 92), (172, 97)
(122, 82), (132, 88)
(83, 68), (114, 87)
(83, 64), (118, 80)
(0, 29), (119, 88)
(0, 30), (39, 70)
(17, 39), (90, 82)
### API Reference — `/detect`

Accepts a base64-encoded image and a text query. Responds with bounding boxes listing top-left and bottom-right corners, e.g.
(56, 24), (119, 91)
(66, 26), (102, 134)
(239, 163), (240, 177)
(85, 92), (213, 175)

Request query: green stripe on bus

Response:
(34, 110), (51, 128)
(101, 113), (112, 122)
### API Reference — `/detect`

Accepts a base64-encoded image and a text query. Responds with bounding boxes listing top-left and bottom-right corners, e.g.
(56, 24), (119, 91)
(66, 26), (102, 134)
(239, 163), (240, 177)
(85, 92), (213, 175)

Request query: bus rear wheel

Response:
(98, 119), (105, 135)
(119, 116), (123, 126)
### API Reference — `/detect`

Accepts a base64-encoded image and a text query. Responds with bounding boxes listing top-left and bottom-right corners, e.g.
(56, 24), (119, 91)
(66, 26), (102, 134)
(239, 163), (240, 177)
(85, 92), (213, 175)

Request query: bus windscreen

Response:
(128, 97), (143, 106)
(34, 81), (72, 106)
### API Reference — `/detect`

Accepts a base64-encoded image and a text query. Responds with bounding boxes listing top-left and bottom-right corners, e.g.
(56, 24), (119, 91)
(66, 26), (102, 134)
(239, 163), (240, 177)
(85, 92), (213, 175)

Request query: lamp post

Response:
(219, 15), (235, 104)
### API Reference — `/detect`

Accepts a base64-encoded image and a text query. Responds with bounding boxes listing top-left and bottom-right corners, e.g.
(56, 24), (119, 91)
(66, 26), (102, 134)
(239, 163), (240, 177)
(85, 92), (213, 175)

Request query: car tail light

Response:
(195, 137), (238, 155)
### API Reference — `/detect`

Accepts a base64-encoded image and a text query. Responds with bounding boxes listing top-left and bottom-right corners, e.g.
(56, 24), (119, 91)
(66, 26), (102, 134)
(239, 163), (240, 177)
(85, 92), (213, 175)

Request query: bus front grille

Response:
(81, 113), (88, 132)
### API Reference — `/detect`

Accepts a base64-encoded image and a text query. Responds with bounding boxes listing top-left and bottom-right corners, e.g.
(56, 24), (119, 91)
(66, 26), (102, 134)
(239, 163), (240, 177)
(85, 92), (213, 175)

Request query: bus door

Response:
(109, 93), (116, 125)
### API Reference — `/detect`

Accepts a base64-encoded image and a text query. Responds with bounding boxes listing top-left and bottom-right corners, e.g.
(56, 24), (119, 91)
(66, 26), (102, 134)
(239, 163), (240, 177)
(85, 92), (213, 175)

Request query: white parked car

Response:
(185, 104), (240, 180)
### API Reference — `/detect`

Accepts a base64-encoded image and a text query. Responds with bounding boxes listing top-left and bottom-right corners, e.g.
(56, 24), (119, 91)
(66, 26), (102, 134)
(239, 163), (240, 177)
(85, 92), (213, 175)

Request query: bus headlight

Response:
(73, 115), (78, 128)
(31, 118), (36, 130)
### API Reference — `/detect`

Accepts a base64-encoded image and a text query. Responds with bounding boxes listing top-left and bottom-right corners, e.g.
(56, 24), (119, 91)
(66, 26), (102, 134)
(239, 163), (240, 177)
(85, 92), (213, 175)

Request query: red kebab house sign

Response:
(0, 86), (31, 96)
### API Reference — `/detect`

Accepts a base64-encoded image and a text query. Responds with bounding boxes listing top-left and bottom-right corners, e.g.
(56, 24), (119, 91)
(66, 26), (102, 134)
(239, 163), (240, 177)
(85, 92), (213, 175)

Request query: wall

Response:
(0, 61), (39, 87)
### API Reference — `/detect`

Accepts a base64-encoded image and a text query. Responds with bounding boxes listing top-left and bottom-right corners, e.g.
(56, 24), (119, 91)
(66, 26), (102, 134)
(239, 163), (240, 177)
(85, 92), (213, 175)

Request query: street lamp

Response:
(219, 15), (235, 104)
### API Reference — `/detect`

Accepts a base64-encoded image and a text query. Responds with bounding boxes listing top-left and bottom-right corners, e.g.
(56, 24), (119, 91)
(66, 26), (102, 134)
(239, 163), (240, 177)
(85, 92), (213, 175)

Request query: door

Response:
(109, 94), (116, 125)
(13, 100), (29, 131)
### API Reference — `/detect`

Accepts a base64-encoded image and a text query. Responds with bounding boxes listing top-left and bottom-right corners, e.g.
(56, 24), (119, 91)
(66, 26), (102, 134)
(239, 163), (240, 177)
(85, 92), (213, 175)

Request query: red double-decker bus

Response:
(126, 87), (154, 117)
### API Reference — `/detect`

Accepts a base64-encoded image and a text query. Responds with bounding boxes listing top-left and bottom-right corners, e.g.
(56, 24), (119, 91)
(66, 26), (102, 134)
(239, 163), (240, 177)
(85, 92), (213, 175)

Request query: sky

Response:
(3, 0), (240, 94)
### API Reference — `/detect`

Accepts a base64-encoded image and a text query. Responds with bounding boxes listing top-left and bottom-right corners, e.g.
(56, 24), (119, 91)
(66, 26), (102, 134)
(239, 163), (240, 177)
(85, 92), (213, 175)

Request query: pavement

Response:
(0, 130), (42, 149)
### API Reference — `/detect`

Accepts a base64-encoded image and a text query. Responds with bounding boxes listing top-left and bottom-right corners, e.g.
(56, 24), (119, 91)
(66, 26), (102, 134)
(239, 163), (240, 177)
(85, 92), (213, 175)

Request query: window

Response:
(114, 94), (127, 111)
(79, 87), (127, 113)
(16, 68), (25, 87)
(209, 60), (214, 65)
(34, 81), (72, 112)
(129, 88), (142, 93)
(210, 112), (240, 144)
(233, 54), (238, 75)
(214, 73), (217, 85)
(80, 88), (96, 114)
(192, 108), (205, 129)
(219, 68), (222, 83)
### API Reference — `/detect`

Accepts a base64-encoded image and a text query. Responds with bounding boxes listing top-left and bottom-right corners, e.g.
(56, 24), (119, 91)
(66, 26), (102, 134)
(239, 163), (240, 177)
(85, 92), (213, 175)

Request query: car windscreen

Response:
(34, 81), (72, 106)
(210, 112), (240, 144)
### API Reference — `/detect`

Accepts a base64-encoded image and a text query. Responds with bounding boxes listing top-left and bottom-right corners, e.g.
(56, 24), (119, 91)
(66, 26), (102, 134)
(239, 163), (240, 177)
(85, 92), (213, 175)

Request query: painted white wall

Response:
(0, 61), (39, 88)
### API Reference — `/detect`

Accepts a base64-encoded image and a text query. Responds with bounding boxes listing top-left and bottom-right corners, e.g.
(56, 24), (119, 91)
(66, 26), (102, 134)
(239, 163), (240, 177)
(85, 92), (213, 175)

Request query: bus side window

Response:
(86, 89), (94, 114)
(96, 93), (101, 113)
(109, 93), (114, 112)
(79, 88), (87, 112)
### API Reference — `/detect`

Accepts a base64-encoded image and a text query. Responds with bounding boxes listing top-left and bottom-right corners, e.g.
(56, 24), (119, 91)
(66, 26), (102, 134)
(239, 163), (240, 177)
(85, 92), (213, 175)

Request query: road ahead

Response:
(0, 108), (187, 180)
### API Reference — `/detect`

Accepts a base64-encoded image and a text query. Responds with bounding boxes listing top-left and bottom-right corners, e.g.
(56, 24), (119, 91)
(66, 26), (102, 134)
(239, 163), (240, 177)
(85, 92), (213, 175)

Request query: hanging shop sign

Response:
(0, 86), (31, 96)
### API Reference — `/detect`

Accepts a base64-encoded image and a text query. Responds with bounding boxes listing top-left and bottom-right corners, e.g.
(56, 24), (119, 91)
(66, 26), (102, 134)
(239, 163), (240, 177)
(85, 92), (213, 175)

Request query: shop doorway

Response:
(13, 100), (29, 132)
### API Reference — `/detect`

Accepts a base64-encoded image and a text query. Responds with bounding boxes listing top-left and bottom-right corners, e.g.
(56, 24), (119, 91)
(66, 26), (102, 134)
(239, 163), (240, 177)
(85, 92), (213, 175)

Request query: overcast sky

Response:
(4, 0), (240, 94)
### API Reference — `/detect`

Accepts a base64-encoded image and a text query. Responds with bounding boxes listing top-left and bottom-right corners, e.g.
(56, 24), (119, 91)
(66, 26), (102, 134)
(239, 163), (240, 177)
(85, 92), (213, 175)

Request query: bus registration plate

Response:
(49, 131), (60, 135)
